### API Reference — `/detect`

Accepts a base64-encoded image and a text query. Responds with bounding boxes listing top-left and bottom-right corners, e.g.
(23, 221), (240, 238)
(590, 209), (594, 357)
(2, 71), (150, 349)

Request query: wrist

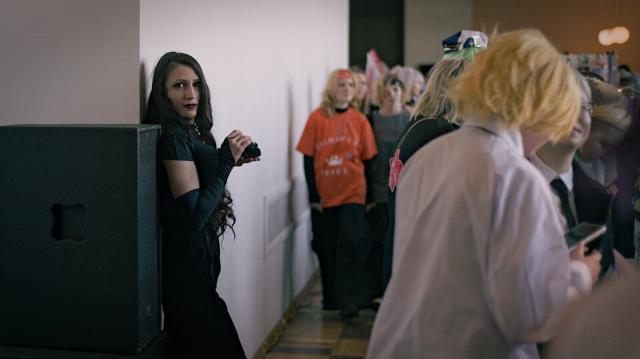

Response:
(569, 260), (593, 295)
(219, 139), (236, 166)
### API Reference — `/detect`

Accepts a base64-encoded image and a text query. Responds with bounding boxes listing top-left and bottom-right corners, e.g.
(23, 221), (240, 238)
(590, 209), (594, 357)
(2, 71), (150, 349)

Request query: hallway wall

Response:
(403, 0), (638, 72)
(1, 0), (347, 356)
(0, 0), (140, 125)
(404, 0), (472, 68)
(140, 0), (348, 355)
(473, 0), (640, 71)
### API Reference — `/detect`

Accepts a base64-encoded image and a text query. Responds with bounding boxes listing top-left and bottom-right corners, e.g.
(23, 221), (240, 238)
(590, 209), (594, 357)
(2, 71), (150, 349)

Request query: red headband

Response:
(337, 70), (353, 79)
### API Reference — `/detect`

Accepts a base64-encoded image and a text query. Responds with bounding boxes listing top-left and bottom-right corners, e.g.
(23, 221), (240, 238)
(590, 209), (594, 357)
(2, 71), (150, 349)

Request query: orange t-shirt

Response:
(296, 107), (378, 208)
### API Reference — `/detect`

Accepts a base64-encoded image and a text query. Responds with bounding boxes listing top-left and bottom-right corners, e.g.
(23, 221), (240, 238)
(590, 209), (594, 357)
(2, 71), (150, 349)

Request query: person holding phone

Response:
(530, 71), (604, 274)
(532, 71), (634, 280)
(368, 30), (599, 358)
(145, 52), (259, 358)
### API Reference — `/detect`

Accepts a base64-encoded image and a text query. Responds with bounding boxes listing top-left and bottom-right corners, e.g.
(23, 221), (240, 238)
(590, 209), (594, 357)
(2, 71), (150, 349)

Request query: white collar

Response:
(529, 153), (574, 192)
(463, 119), (524, 156)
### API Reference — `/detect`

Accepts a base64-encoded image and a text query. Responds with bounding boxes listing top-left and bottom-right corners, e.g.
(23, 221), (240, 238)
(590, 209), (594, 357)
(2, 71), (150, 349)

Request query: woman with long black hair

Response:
(145, 51), (258, 358)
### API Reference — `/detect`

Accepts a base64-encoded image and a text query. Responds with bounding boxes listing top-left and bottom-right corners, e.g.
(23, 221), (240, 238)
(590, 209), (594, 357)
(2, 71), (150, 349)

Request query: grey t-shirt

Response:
(370, 110), (411, 203)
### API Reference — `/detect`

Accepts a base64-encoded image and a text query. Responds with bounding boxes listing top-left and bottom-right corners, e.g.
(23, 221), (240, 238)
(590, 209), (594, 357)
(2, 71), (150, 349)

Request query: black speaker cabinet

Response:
(0, 125), (161, 353)
(0, 331), (166, 359)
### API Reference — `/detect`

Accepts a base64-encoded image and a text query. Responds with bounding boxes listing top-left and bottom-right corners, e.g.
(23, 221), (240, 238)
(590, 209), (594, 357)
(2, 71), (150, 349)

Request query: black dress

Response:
(157, 128), (245, 358)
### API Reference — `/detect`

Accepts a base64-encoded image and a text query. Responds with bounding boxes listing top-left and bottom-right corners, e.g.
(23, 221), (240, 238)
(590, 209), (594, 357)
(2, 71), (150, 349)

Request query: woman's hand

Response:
(570, 241), (602, 284)
(226, 130), (253, 164)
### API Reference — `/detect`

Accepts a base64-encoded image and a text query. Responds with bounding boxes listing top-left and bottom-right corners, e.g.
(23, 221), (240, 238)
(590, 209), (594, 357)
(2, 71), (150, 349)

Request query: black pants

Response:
(314, 204), (372, 309)
(310, 209), (336, 309)
(365, 203), (388, 298)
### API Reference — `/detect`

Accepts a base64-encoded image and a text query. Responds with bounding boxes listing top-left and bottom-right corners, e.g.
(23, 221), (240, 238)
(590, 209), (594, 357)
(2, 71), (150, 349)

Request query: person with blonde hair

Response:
(382, 57), (467, 291)
(297, 69), (378, 318)
(580, 77), (632, 188)
(411, 57), (467, 121)
(368, 29), (599, 358)
(350, 66), (369, 114)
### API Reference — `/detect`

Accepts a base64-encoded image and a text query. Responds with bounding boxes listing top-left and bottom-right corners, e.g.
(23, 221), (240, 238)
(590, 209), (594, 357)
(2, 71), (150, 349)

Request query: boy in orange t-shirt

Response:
(296, 69), (377, 318)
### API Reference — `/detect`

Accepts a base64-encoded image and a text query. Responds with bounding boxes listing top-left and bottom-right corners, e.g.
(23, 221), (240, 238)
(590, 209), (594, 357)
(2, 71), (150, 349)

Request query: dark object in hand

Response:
(242, 142), (261, 158)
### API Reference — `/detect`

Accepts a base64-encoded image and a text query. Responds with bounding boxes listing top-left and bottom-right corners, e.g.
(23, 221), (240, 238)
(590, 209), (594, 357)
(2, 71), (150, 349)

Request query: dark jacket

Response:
(572, 160), (615, 276)
(382, 115), (459, 290)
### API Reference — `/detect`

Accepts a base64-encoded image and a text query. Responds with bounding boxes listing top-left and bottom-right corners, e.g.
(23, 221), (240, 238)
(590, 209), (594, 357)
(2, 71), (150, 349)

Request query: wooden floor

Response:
(264, 278), (375, 359)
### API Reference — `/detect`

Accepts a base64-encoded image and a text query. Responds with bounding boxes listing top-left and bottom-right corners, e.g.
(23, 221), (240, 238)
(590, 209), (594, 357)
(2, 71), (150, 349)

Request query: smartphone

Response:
(564, 223), (606, 251)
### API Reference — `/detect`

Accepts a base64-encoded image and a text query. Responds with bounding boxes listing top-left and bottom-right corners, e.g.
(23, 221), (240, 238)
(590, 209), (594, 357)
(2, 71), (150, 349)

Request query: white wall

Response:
(404, 0), (472, 67)
(140, 0), (348, 355)
(1, 0), (346, 356)
(0, 0), (140, 125)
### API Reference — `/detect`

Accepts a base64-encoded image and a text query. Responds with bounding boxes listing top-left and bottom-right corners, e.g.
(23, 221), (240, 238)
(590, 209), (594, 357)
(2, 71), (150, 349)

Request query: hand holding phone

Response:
(564, 222), (606, 251)
(569, 240), (602, 284)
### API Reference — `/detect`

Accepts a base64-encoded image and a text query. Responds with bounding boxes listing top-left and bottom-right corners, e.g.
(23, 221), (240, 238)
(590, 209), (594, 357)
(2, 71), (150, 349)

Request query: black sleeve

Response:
(159, 130), (194, 161)
(159, 131), (235, 230)
(303, 155), (321, 203)
(364, 159), (373, 203)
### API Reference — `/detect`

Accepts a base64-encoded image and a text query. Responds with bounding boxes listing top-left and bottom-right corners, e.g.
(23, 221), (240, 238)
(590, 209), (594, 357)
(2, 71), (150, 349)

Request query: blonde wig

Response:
(350, 66), (368, 113)
(412, 58), (468, 122)
(587, 77), (631, 132)
(448, 29), (581, 142)
(320, 69), (359, 117)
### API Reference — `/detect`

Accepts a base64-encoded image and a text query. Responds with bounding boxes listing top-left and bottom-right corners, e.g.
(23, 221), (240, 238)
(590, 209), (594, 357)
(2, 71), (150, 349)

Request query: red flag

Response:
(365, 49), (388, 103)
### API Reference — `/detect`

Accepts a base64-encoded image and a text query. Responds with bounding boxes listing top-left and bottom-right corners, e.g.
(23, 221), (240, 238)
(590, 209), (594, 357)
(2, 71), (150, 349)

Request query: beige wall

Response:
(473, 0), (640, 70)
(1, 0), (347, 356)
(140, 0), (348, 355)
(0, 0), (140, 125)
(405, 0), (473, 67)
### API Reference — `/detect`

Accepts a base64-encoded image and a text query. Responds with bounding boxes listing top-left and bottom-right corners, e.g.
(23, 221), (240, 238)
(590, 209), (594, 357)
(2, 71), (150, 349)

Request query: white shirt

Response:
(528, 154), (593, 299)
(368, 120), (580, 359)
(528, 154), (574, 191)
(528, 154), (577, 231)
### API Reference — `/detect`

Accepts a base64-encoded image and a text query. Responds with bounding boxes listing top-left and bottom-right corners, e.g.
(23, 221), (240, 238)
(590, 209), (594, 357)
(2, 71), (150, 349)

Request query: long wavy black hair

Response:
(145, 51), (235, 237)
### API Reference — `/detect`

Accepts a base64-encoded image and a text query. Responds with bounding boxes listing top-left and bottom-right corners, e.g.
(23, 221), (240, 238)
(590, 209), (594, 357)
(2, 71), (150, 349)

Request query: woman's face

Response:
(412, 78), (424, 97)
(580, 120), (625, 162)
(383, 83), (403, 106)
(165, 64), (200, 121)
(355, 73), (367, 101)
(334, 77), (355, 104)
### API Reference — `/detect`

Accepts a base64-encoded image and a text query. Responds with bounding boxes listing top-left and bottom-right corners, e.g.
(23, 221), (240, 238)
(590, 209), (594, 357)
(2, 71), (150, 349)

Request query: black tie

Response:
(550, 178), (577, 229)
